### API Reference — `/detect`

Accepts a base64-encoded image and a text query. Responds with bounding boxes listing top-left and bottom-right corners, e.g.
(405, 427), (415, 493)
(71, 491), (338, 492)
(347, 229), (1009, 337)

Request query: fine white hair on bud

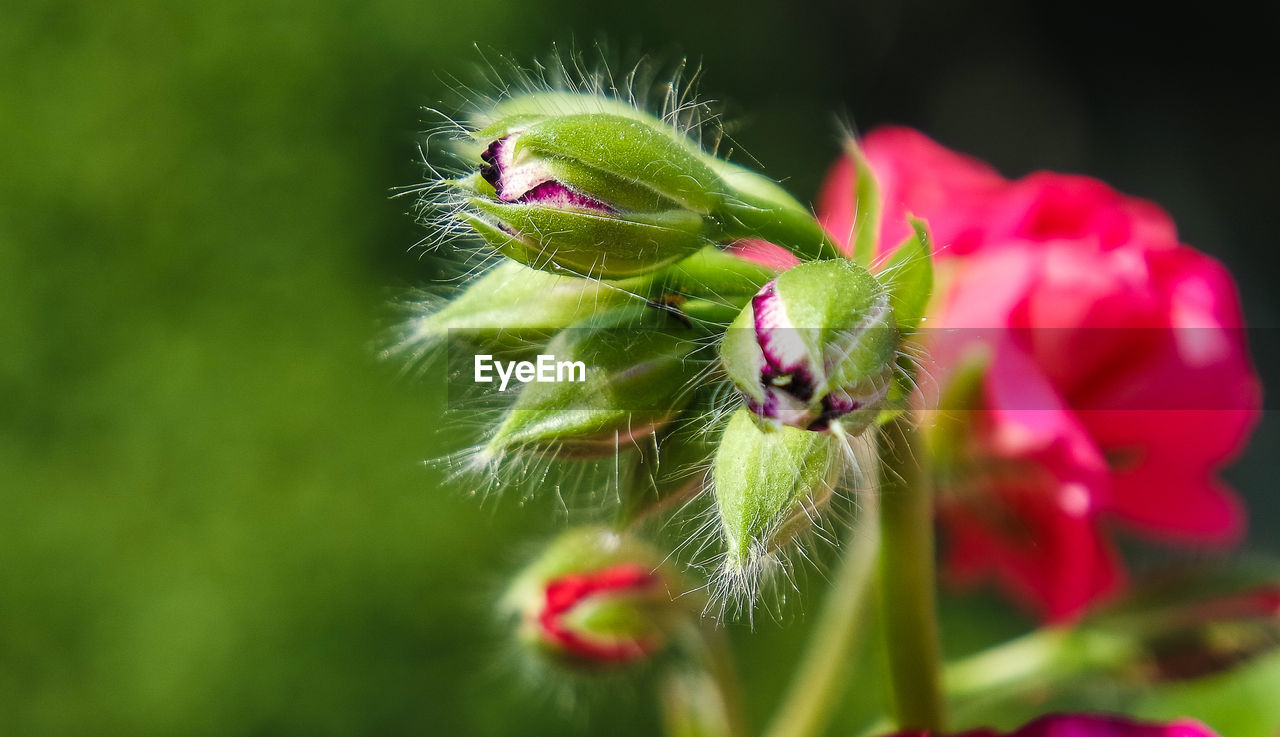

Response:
(407, 45), (843, 284)
(698, 408), (877, 618)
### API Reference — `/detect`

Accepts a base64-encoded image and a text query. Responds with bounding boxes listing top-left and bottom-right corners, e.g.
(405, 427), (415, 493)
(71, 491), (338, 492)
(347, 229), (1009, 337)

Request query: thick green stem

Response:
(762, 432), (881, 737)
(877, 416), (946, 732)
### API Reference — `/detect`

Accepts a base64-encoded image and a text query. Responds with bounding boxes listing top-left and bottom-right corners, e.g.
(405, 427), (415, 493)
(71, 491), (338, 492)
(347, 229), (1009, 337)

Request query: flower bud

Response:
(720, 259), (898, 433)
(446, 92), (842, 278)
(713, 408), (841, 578)
(485, 308), (701, 460)
(460, 111), (721, 278)
(503, 526), (686, 668)
(393, 260), (631, 358)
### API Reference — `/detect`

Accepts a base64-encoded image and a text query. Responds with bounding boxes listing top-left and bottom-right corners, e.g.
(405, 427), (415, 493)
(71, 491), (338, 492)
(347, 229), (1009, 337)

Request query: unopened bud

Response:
(713, 408), (841, 578)
(720, 259), (898, 433)
(394, 260), (631, 357)
(445, 92), (842, 278)
(460, 111), (721, 278)
(485, 308), (701, 459)
(504, 526), (686, 668)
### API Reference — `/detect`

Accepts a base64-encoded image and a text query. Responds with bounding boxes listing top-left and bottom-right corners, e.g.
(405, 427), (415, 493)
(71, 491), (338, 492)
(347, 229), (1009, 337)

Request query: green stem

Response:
(877, 416), (946, 732)
(703, 624), (750, 737)
(666, 617), (750, 737)
(713, 163), (844, 262)
(762, 431), (882, 737)
(945, 628), (1069, 702)
(945, 626), (1136, 703)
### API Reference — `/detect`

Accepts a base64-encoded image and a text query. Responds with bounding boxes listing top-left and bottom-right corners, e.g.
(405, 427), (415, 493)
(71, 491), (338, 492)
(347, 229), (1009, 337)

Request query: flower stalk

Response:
(877, 415), (946, 732)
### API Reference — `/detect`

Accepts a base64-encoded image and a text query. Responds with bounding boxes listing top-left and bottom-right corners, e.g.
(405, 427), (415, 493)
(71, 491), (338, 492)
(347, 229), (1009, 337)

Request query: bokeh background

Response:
(3, 1), (1278, 735)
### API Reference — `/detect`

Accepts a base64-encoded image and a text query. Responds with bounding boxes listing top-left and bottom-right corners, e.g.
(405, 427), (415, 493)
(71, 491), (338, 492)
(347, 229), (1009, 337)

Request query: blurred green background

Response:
(3, 1), (1278, 735)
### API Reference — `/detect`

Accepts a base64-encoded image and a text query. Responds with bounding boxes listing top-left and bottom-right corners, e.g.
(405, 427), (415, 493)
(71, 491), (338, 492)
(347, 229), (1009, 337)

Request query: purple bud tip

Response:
(746, 281), (870, 431)
(480, 136), (614, 214)
(749, 281), (825, 428)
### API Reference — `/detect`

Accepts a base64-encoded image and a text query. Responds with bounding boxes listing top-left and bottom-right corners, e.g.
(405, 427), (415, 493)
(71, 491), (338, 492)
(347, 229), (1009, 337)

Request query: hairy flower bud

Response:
(720, 260), (898, 433)
(460, 112), (720, 278)
(503, 526), (686, 668)
(713, 408), (841, 579)
(485, 308), (701, 460)
(393, 260), (631, 358)
(448, 92), (842, 278)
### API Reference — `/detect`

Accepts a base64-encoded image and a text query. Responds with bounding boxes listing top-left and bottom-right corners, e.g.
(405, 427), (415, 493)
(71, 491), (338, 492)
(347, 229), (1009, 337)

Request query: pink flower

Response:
(890, 712), (1220, 737)
(818, 127), (1261, 620)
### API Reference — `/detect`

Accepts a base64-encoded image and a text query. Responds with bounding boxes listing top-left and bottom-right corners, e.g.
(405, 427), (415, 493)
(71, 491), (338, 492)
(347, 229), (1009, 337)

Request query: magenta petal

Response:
(1107, 459), (1244, 543)
(889, 714), (1220, 737)
(1010, 714), (1221, 737)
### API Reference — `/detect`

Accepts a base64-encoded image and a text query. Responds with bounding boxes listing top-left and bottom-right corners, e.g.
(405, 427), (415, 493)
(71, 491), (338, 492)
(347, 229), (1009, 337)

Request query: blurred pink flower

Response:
(890, 712), (1220, 737)
(818, 127), (1261, 620)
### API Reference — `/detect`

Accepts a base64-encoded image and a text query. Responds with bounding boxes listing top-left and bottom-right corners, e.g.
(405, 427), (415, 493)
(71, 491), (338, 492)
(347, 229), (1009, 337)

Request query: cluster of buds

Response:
(409, 86), (930, 685)
(400, 68), (1278, 737)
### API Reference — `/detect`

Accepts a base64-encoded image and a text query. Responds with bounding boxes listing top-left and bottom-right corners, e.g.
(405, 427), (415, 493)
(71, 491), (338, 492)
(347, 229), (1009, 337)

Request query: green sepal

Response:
(844, 136), (883, 268)
(466, 199), (708, 279)
(477, 93), (655, 135)
(514, 113), (724, 213)
(403, 260), (634, 357)
(878, 217), (935, 333)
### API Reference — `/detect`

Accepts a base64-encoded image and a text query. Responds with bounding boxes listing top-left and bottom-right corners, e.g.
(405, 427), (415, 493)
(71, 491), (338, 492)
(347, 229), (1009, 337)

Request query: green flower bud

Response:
(485, 308), (702, 460)
(712, 408), (841, 578)
(720, 259), (899, 433)
(446, 92), (841, 278)
(461, 112), (719, 279)
(393, 260), (632, 358)
(503, 526), (688, 669)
